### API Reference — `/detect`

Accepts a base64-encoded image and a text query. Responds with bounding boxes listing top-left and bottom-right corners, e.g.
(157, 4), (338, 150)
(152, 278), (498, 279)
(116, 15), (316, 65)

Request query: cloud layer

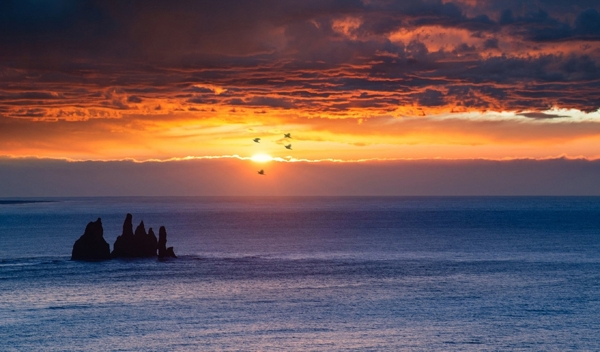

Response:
(2, 157), (600, 196)
(1, 0), (600, 160)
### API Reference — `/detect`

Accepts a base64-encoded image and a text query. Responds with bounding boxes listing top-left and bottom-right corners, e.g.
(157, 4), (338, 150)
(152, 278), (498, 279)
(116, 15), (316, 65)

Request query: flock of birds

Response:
(255, 133), (292, 176)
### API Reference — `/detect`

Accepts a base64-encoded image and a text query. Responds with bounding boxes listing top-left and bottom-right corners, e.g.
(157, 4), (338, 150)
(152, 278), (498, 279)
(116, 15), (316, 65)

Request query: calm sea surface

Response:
(1, 197), (599, 351)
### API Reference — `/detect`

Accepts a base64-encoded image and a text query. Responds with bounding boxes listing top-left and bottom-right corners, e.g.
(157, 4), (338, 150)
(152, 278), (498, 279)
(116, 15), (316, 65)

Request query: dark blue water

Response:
(1, 197), (599, 351)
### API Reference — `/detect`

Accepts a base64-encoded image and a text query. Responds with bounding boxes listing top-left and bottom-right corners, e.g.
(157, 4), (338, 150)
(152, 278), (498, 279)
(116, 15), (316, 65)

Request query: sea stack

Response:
(71, 218), (111, 261)
(158, 226), (177, 259)
(112, 214), (158, 258)
(122, 213), (134, 237)
(72, 213), (176, 260)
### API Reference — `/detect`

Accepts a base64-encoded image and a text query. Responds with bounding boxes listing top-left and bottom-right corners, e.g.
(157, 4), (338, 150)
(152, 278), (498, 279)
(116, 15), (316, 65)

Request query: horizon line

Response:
(2, 154), (600, 164)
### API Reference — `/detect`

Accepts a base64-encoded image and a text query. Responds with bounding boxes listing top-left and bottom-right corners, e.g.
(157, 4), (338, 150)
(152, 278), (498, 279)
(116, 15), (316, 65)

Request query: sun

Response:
(251, 153), (273, 163)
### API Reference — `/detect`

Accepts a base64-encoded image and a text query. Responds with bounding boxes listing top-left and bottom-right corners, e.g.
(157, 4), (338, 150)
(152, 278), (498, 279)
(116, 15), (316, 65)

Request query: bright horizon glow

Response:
(2, 108), (600, 162)
(251, 153), (274, 163)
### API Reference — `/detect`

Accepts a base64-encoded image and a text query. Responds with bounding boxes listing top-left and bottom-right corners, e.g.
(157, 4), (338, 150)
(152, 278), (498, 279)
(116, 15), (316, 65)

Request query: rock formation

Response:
(72, 213), (176, 261)
(111, 214), (158, 258)
(158, 226), (177, 258)
(122, 213), (134, 237)
(71, 218), (111, 261)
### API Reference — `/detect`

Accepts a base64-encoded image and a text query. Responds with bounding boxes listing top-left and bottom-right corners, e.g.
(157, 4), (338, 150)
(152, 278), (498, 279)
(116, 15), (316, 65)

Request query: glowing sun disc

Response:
(251, 153), (273, 163)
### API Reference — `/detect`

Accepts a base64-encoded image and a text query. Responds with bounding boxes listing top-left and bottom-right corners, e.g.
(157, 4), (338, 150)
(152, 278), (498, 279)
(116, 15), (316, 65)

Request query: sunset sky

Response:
(1, 0), (600, 195)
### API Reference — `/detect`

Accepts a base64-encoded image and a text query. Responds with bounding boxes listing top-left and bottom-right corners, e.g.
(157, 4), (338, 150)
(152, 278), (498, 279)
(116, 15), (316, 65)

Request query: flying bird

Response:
(284, 133), (291, 138)
(258, 169), (265, 175)
(253, 138), (261, 143)
(285, 144), (292, 150)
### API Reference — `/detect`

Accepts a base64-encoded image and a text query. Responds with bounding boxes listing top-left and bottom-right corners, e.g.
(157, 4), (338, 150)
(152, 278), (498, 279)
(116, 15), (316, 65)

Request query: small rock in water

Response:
(71, 218), (111, 261)
(158, 226), (177, 259)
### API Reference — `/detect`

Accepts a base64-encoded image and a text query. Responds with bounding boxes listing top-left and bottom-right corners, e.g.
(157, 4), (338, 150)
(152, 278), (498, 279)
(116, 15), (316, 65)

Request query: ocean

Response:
(1, 197), (599, 351)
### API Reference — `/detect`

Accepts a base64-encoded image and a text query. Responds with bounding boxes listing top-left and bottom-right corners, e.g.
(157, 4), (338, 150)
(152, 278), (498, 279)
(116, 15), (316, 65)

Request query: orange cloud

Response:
(2, 109), (600, 161)
(1, 1), (600, 162)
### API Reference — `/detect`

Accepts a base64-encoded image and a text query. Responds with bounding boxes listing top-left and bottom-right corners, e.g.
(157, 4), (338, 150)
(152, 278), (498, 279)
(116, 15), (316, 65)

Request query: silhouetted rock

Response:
(158, 226), (177, 258)
(165, 247), (176, 258)
(139, 224), (158, 257)
(72, 213), (176, 261)
(112, 215), (158, 258)
(158, 227), (167, 255)
(134, 221), (147, 237)
(122, 213), (134, 237)
(71, 218), (111, 261)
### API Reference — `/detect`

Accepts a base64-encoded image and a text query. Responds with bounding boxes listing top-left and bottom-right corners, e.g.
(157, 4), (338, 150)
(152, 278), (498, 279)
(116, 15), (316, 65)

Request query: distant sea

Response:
(1, 197), (599, 351)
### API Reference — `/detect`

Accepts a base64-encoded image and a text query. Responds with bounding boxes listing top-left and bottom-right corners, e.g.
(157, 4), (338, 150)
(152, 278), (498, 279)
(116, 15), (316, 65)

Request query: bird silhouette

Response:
(284, 133), (291, 138)
(285, 144), (292, 150)
(253, 138), (261, 143)
(258, 169), (265, 175)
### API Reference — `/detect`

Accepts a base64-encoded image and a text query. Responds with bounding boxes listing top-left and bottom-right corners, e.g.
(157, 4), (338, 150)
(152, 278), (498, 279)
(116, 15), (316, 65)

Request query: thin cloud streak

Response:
(3, 154), (600, 165)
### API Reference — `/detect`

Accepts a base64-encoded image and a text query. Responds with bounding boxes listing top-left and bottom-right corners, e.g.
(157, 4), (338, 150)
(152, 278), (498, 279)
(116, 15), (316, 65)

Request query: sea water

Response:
(0, 197), (599, 351)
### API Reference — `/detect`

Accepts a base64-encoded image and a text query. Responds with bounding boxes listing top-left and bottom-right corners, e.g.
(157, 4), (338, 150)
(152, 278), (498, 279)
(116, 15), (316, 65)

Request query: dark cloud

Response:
(574, 8), (600, 37)
(493, 7), (600, 42)
(0, 0), (599, 118)
(483, 38), (499, 49)
(187, 96), (219, 105)
(519, 112), (569, 119)
(190, 86), (216, 94)
(245, 97), (296, 109)
(127, 95), (143, 103)
(416, 89), (446, 107)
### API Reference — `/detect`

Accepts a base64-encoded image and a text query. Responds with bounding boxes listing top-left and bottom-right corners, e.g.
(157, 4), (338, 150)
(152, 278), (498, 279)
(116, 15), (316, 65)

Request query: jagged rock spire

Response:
(71, 218), (110, 261)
